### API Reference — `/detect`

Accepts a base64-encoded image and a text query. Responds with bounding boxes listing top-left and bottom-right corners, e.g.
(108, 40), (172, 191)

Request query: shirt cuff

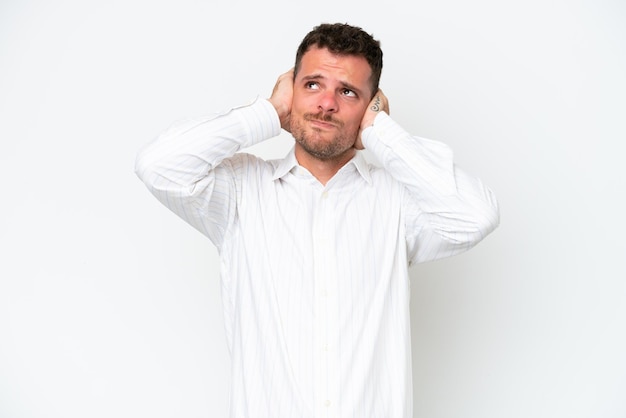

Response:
(233, 97), (282, 148)
(362, 112), (408, 147)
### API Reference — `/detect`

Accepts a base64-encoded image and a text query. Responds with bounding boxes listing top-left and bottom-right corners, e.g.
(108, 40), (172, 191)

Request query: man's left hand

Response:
(355, 89), (389, 149)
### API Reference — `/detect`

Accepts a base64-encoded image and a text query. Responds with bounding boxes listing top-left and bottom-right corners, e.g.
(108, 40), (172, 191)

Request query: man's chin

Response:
(296, 141), (356, 162)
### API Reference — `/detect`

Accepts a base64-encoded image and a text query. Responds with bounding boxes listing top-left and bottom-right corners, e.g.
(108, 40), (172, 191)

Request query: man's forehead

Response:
(298, 47), (372, 84)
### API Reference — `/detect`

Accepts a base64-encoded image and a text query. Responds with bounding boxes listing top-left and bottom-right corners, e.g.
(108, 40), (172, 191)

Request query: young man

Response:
(136, 23), (499, 418)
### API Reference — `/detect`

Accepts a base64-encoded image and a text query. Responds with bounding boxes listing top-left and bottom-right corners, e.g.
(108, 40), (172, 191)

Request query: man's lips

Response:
(309, 119), (336, 129)
(304, 114), (341, 130)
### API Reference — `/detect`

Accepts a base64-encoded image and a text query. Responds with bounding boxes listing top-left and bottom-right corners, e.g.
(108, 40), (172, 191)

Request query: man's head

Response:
(289, 23), (384, 171)
(294, 23), (383, 100)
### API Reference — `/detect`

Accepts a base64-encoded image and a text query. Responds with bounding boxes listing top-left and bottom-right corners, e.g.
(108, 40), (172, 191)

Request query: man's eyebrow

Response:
(301, 73), (325, 82)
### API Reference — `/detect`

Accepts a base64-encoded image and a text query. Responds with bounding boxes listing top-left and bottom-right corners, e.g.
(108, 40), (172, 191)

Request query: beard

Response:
(291, 111), (357, 161)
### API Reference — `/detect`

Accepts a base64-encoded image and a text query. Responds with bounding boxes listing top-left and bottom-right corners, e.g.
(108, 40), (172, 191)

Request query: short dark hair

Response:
(294, 23), (383, 98)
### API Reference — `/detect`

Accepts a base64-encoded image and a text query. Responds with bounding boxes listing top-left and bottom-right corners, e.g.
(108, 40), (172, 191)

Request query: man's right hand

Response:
(268, 68), (294, 132)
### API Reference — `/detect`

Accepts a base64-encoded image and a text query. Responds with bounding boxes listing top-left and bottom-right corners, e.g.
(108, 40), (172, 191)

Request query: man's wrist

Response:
(233, 98), (282, 146)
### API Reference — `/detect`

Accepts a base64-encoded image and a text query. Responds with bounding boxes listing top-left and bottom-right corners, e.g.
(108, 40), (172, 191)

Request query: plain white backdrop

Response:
(1, 0), (625, 417)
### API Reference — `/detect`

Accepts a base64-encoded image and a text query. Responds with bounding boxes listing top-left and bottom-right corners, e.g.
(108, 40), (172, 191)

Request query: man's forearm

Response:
(134, 97), (282, 243)
(362, 112), (500, 262)
(135, 97), (281, 188)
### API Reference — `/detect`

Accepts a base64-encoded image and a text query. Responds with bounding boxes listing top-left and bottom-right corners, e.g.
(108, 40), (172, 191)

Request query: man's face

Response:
(291, 46), (373, 162)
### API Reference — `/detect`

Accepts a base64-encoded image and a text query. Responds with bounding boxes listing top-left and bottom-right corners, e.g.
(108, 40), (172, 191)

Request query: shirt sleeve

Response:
(134, 97), (281, 248)
(361, 112), (500, 265)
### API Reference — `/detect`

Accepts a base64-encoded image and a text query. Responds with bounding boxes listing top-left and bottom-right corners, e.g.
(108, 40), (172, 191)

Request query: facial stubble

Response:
(291, 112), (357, 161)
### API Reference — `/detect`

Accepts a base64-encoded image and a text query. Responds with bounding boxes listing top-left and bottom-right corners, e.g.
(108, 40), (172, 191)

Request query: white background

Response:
(1, 0), (625, 417)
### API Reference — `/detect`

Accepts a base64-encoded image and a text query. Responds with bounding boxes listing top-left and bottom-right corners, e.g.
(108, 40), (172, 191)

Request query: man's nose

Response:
(318, 91), (338, 113)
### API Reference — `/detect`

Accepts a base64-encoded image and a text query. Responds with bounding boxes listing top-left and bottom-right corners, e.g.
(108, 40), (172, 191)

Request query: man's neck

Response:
(294, 145), (356, 186)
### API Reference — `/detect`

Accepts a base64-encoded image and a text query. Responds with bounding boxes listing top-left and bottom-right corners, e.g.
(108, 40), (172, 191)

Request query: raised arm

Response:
(359, 90), (500, 264)
(135, 98), (281, 246)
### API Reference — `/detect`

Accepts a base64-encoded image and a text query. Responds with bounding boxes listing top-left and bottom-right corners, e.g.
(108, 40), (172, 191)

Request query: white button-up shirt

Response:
(135, 98), (499, 418)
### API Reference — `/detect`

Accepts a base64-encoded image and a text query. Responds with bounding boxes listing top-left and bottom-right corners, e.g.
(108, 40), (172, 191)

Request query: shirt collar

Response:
(272, 147), (372, 185)
(272, 147), (299, 180)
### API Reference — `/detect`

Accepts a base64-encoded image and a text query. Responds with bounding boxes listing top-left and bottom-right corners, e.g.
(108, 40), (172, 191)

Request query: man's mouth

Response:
(305, 113), (341, 129)
(310, 119), (335, 129)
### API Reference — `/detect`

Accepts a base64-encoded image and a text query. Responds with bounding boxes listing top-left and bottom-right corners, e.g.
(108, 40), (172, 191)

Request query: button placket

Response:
(312, 187), (339, 417)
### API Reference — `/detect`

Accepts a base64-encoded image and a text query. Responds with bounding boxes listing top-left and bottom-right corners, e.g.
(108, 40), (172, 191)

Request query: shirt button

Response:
(325, 400), (331, 407)
(321, 191), (328, 199)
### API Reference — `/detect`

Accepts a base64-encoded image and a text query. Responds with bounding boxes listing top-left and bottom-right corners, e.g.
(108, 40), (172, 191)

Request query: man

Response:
(136, 23), (499, 418)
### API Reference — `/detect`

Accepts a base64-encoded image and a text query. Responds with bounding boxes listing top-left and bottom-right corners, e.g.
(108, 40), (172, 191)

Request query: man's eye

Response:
(306, 82), (319, 90)
(342, 89), (356, 97)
